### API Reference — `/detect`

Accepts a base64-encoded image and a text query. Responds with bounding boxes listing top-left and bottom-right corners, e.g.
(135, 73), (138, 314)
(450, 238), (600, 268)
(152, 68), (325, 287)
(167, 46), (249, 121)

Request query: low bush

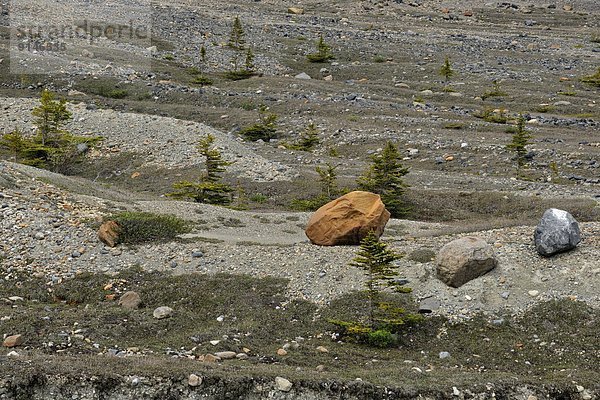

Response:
(109, 212), (191, 244)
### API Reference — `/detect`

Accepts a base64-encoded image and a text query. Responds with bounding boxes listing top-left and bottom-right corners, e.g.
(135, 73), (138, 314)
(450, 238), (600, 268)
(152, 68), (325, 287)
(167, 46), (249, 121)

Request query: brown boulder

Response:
(436, 236), (497, 288)
(3, 334), (23, 348)
(305, 191), (390, 246)
(98, 220), (121, 247)
(118, 291), (142, 310)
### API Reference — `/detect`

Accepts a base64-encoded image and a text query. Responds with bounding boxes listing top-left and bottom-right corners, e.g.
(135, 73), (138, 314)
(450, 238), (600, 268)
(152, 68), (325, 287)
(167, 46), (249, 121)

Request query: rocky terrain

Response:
(0, 0), (599, 398)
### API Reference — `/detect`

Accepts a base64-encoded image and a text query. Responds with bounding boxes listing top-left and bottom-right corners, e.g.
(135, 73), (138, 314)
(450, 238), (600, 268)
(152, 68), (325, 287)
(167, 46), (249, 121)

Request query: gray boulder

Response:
(436, 237), (497, 288)
(534, 208), (581, 257)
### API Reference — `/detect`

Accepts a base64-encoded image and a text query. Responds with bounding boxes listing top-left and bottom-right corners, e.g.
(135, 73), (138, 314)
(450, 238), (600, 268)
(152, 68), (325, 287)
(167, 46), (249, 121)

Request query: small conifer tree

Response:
(227, 17), (246, 51)
(3, 90), (102, 172)
(169, 134), (234, 205)
(0, 128), (26, 162)
(329, 231), (422, 347)
(239, 105), (278, 141)
(244, 48), (255, 72)
(357, 142), (410, 217)
(506, 113), (533, 171)
(307, 34), (334, 63)
(439, 56), (454, 82)
(200, 45), (207, 63)
(316, 162), (338, 199)
(32, 89), (72, 146)
(287, 122), (320, 151)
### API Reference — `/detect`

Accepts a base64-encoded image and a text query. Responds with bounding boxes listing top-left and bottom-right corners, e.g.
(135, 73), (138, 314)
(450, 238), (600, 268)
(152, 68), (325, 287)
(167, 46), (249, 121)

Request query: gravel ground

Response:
(2, 160), (599, 321)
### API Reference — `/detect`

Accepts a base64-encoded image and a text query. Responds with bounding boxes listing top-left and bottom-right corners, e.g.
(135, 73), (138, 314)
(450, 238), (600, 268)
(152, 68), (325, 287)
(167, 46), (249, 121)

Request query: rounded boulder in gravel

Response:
(534, 208), (581, 257)
(436, 237), (498, 288)
(305, 191), (390, 246)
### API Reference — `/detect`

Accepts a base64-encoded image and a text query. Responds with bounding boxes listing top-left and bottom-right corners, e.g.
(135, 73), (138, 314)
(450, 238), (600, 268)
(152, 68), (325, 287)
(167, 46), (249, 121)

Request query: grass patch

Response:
(580, 67), (600, 87)
(0, 269), (598, 390)
(109, 212), (192, 244)
(405, 189), (600, 225)
(442, 122), (464, 129)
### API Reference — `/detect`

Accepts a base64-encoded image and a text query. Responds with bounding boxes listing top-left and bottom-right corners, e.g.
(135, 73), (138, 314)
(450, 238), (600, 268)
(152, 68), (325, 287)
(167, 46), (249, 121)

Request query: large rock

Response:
(98, 220), (121, 247)
(305, 191), (390, 246)
(436, 237), (497, 288)
(534, 208), (581, 257)
(118, 291), (142, 310)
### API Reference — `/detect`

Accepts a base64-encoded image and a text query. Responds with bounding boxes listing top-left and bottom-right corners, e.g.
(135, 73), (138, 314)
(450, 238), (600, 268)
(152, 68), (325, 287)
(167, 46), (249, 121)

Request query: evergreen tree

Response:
(329, 231), (421, 347)
(316, 162), (338, 199)
(227, 17), (246, 51)
(0, 128), (26, 162)
(169, 134), (234, 205)
(244, 48), (255, 72)
(239, 105), (278, 141)
(287, 122), (320, 151)
(3, 90), (102, 172)
(357, 142), (410, 217)
(200, 45), (207, 63)
(32, 89), (72, 146)
(350, 231), (406, 326)
(307, 34), (334, 63)
(506, 113), (533, 171)
(439, 56), (454, 82)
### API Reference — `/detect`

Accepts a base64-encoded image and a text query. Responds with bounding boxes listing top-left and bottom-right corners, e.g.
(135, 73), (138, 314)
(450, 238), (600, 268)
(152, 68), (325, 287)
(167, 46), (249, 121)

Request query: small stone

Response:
(215, 351), (236, 359)
(295, 72), (311, 80)
(527, 395), (538, 400)
(275, 377), (293, 392)
(153, 306), (173, 319)
(119, 291), (142, 310)
(528, 290), (539, 297)
(316, 364), (325, 372)
(3, 334), (23, 347)
(209, 340), (220, 346)
(236, 353), (249, 360)
(199, 354), (221, 363)
(316, 346), (328, 353)
(34, 232), (45, 240)
(188, 374), (202, 387)
(453, 386), (460, 396)
(500, 291), (510, 299)
(277, 348), (288, 356)
(418, 297), (440, 313)
(287, 7), (304, 14)
(439, 351), (450, 359)
(8, 296), (24, 302)
(7, 351), (19, 357)
(191, 251), (204, 258)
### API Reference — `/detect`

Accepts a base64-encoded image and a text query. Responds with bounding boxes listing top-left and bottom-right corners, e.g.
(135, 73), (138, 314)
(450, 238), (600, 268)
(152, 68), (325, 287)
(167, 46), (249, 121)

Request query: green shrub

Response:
(443, 122), (463, 130)
(473, 107), (508, 124)
(110, 212), (191, 244)
(580, 67), (600, 87)
(481, 80), (507, 100)
(439, 56), (454, 82)
(367, 329), (396, 348)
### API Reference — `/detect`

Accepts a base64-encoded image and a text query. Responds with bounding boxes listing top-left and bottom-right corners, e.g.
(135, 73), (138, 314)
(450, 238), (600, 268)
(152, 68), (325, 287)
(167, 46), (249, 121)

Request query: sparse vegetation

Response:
(291, 163), (340, 211)
(439, 56), (454, 82)
(224, 17), (257, 80)
(285, 122), (320, 151)
(239, 105), (278, 142)
(506, 113), (533, 171)
(580, 67), (600, 87)
(357, 142), (410, 217)
(306, 35), (334, 63)
(329, 231), (421, 347)
(474, 107), (508, 124)
(0, 90), (102, 172)
(108, 212), (191, 244)
(169, 134), (234, 205)
(481, 80), (507, 100)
